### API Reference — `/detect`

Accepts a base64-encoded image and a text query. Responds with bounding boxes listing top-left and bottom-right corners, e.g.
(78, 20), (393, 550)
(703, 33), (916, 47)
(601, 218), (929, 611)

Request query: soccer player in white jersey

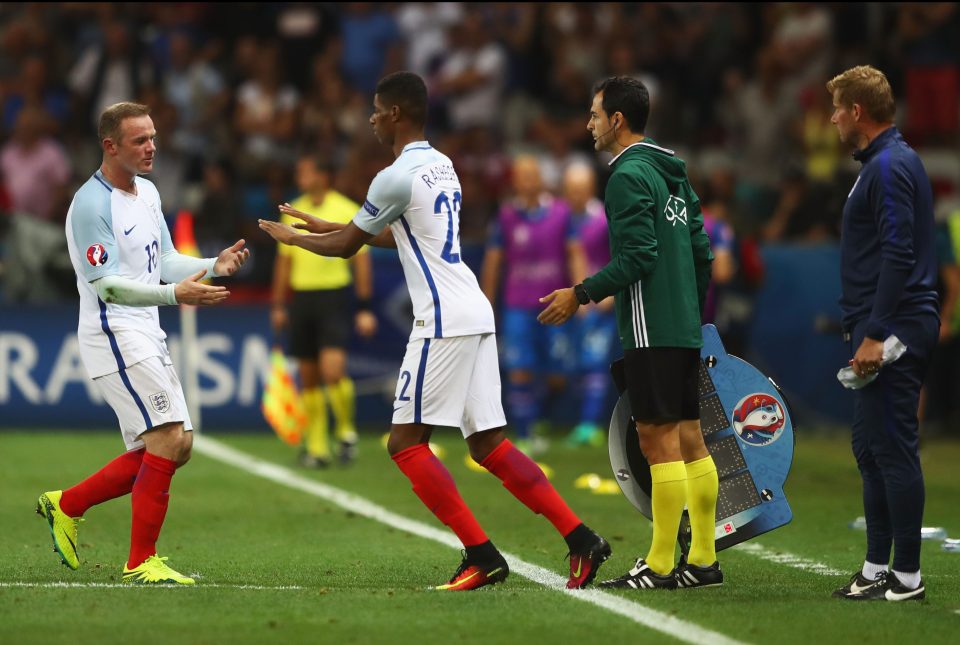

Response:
(36, 102), (249, 585)
(259, 72), (610, 590)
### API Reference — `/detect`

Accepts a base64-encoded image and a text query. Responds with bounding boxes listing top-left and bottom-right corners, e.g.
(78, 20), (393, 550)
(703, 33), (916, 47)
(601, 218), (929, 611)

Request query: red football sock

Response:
(60, 448), (145, 517)
(392, 444), (488, 547)
(127, 452), (178, 569)
(481, 439), (581, 535)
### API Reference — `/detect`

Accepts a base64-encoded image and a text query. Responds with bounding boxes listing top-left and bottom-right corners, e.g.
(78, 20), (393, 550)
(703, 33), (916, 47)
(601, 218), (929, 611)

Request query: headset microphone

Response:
(595, 118), (620, 140)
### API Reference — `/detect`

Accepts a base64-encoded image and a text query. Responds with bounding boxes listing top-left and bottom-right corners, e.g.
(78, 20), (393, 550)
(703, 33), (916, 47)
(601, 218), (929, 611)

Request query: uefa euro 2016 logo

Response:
(731, 393), (785, 446)
(86, 243), (109, 267)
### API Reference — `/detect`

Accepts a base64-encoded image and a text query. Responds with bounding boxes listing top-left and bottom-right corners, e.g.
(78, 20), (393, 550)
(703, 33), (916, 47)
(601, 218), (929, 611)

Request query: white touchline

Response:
(194, 436), (745, 645)
(732, 543), (845, 576)
(0, 582), (303, 590)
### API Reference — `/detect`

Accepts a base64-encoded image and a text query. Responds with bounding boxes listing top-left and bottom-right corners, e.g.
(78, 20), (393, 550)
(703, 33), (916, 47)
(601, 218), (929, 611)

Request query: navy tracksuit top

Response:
(839, 126), (939, 340)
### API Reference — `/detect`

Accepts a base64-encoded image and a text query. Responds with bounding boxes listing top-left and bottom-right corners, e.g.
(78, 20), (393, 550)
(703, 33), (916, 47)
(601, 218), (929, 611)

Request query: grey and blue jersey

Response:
(66, 171), (173, 378)
(353, 141), (495, 339)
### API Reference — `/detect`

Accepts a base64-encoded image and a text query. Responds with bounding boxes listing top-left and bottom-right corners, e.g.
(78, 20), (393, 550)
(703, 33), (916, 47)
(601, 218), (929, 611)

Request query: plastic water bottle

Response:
(920, 527), (947, 540)
(942, 539), (960, 553)
(848, 516), (867, 530)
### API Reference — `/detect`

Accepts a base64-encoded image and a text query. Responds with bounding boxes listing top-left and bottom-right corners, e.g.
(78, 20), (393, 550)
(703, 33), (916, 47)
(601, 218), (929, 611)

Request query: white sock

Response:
(892, 569), (921, 590)
(861, 561), (888, 580)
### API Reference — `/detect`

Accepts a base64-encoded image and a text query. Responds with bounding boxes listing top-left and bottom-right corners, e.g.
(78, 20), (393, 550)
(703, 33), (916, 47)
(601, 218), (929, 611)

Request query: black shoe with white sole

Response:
(598, 557), (678, 590)
(675, 556), (723, 588)
(832, 570), (884, 599)
(837, 570), (925, 602)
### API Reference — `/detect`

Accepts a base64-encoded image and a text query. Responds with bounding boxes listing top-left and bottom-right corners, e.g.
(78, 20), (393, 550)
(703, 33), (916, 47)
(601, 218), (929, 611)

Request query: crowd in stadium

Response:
(0, 3), (958, 431)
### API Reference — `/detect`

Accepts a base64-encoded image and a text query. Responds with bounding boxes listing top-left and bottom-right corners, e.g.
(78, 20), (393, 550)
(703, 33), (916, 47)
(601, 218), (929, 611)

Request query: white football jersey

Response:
(66, 171), (172, 378)
(353, 141), (495, 339)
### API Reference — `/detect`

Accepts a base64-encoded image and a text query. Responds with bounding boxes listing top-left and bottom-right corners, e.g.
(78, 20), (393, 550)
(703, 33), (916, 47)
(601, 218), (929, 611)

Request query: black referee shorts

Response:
(624, 347), (701, 423)
(288, 288), (352, 359)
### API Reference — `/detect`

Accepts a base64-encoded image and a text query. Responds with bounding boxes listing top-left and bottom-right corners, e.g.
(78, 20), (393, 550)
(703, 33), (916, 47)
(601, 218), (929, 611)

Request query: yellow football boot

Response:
(36, 491), (80, 570)
(122, 555), (196, 585)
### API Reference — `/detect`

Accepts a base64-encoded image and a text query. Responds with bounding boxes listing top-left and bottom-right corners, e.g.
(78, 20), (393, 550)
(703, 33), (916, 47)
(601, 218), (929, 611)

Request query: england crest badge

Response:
(149, 391), (170, 414)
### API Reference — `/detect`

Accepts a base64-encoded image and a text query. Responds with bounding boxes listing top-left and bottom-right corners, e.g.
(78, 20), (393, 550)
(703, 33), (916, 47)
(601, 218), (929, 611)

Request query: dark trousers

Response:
(850, 313), (938, 573)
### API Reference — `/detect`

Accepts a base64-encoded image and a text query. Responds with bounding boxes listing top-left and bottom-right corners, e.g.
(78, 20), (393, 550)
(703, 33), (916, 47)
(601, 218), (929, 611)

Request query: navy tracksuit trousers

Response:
(849, 313), (938, 573)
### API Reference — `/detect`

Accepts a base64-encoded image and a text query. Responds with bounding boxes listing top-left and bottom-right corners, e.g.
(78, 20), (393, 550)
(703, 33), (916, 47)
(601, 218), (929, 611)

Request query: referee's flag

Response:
(261, 349), (307, 445)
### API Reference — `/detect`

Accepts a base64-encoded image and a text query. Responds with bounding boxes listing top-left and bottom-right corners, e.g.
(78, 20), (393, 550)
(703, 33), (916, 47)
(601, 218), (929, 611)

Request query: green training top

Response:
(582, 140), (713, 349)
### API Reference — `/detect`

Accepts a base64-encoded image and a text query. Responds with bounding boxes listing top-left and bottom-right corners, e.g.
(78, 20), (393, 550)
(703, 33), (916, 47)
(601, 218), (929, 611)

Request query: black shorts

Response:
(624, 347), (700, 423)
(288, 288), (352, 358)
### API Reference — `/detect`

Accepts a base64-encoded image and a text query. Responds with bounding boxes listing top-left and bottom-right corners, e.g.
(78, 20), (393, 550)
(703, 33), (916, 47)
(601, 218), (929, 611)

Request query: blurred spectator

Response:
(2, 212), (74, 303)
(436, 12), (508, 133)
(721, 48), (802, 226)
(544, 4), (609, 83)
(0, 107), (71, 221)
(761, 165), (842, 243)
(0, 16), (52, 87)
(68, 20), (155, 130)
(2, 55), (71, 135)
(396, 2), (463, 78)
(298, 56), (369, 167)
(233, 41), (299, 177)
(274, 3), (338, 90)
(799, 87), (843, 183)
(334, 3), (402, 97)
(160, 30), (229, 177)
(897, 3), (960, 144)
(770, 3), (834, 93)
(194, 158), (241, 259)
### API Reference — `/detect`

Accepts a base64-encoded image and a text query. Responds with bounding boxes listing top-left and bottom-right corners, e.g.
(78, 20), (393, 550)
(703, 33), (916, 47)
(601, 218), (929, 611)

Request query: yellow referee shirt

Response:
(279, 191), (365, 291)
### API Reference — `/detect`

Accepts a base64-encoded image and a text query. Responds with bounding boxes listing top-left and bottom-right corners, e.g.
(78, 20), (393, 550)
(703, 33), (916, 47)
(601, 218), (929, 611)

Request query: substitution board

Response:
(608, 324), (795, 552)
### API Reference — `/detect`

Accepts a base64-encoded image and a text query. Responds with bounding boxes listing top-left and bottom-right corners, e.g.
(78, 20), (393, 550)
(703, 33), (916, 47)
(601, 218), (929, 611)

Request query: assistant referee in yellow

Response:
(271, 153), (377, 467)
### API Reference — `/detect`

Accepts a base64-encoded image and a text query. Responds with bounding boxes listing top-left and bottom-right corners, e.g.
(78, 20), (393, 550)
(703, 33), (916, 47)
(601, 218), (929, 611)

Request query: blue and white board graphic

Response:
(608, 324), (795, 552)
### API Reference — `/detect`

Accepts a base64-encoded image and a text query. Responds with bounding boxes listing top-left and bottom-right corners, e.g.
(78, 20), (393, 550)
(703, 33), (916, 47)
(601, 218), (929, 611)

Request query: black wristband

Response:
(356, 298), (373, 312)
(574, 283), (591, 305)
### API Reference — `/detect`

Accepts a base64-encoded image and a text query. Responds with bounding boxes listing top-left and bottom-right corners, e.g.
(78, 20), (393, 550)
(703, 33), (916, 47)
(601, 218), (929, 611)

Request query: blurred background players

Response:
(481, 155), (587, 455)
(270, 153), (377, 467)
(562, 163), (617, 447)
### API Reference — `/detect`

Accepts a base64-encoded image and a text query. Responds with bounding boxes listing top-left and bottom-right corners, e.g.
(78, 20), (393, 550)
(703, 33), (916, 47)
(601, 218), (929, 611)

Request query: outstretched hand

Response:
(258, 219), (299, 245)
(175, 269), (230, 306)
(214, 239), (250, 277)
(537, 287), (579, 325)
(278, 202), (329, 234)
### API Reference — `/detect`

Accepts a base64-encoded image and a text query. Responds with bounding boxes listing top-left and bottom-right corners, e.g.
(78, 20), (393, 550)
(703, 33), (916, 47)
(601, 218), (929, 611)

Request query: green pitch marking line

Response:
(732, 543), (845, 576)
(193, 436), (745, 645)
(0, 582), (304, 590)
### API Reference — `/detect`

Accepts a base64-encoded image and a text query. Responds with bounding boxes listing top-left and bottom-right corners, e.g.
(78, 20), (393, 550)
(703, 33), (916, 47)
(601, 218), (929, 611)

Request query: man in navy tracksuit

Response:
(827, 66), (938, 602)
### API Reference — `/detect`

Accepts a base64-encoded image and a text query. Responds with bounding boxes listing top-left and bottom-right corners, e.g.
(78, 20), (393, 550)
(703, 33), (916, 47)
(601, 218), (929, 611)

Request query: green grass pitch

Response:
(1, 429), (958, 644)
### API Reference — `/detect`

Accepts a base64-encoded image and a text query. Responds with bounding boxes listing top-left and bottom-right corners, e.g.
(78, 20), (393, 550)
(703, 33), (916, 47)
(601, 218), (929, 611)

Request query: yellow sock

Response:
(645, 461), (687, 575)
(302, 388), (330, 458)
(326, 378), (358, 443)
(685, 455), (719, 567)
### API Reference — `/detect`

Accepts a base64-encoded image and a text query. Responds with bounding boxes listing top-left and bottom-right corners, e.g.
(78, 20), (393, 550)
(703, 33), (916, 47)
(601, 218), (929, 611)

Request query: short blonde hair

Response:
(826, 66), (895, 123)
(98, 102), (151, 143)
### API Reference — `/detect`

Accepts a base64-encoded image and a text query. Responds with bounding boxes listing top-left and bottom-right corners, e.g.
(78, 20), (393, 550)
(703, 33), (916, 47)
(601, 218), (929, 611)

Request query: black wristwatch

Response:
(573, 283), (591, 305)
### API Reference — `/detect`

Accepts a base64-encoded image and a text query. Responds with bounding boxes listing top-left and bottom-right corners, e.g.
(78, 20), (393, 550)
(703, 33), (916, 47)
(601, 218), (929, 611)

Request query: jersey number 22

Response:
(435, 191), (461, 265)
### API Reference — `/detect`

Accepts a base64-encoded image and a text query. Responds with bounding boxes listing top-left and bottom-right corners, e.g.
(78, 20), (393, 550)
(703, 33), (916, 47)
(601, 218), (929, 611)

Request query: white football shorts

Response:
(95, 354), (193, 450)
(391, 333), (506, 437)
